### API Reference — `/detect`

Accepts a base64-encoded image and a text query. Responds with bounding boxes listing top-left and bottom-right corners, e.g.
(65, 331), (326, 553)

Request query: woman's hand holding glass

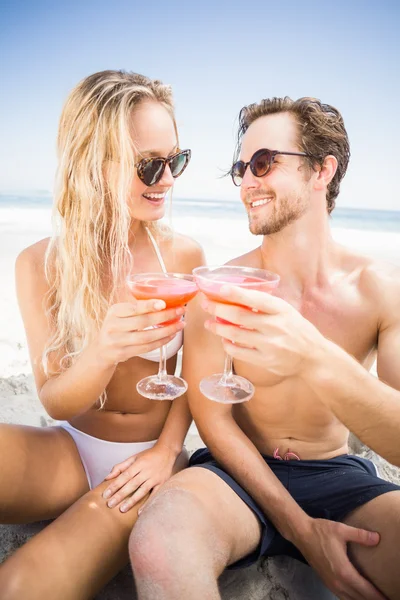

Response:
(95, 301), (186, 369)
(127, 273), (198, 400)
(103, 442), (179, 512)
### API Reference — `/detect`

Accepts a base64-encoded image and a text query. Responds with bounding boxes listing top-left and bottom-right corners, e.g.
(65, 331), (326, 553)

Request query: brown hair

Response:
(234, 97), (350, 213)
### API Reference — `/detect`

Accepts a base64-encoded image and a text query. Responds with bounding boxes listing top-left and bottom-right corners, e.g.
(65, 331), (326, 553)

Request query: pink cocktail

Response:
(193, 266), (280, 403)
(196, 273), (278, 326)
(131, 275), (198, 327)
(127, 273), (198, 401)
(132, 276), (198, 309)
(197, 274), (277, 305)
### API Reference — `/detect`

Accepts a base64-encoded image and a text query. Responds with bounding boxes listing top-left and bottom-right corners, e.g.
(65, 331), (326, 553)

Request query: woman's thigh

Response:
(0, 478), (143, 600)
(0, 423), (89, 523)
(0, 447), (189, 600)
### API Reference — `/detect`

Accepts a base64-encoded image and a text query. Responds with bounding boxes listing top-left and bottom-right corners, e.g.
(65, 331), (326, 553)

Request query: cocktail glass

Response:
(193, 265), (280, 403)
(127, 272), (198, 400)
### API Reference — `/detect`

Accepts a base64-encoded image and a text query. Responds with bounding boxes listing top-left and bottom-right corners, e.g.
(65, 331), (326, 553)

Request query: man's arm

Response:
(188, 285), (385, 599)
(305, 336), (400, 465)
(303, 271), (400, 465)
(200, 271), (400, 466)
(182, 294), (313, 541)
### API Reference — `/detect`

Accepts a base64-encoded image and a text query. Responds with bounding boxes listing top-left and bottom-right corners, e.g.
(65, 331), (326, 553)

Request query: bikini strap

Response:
(145, 226), (167, 274)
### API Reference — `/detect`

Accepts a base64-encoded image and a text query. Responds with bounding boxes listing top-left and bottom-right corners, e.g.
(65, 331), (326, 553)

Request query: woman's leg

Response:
(0, 439), (188, 600)
(0, 423), (89, 523)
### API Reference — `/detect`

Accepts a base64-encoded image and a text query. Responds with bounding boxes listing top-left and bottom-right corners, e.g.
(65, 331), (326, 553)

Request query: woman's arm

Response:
(100, 237), (206, 510)
(156, 234), (207, 453)
(155, 235), (207, 454)
(15, 242), (186, 420)
(15, 242), (108, 420)
(156, 393), (192, 456)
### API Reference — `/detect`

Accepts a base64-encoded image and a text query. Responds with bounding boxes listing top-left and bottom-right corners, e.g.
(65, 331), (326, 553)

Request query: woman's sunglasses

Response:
(135, 149), (191, 187)
(231, 148), (309, 187)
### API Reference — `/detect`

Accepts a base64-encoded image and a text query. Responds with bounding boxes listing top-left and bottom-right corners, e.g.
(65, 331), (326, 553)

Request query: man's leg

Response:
(343, 490), (400, 599)
(129, 467), (263, 600)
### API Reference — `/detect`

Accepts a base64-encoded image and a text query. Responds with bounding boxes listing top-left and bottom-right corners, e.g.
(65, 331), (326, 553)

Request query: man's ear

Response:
(314, 155), (338, 191)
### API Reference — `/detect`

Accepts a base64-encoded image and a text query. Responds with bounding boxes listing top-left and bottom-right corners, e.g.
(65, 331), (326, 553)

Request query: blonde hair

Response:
(44, 70), (176, 385)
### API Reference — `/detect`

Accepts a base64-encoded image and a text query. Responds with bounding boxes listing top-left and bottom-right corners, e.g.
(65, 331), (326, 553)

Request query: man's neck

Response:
(260, 207), (336, 294)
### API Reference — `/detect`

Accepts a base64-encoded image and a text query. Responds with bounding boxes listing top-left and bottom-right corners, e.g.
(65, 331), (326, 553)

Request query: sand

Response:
(2, 375), (400, 599)
(0, 375), (338, 599)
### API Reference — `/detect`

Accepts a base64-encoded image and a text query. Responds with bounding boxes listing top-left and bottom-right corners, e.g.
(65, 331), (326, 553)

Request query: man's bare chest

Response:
(235, 286), (378, 388)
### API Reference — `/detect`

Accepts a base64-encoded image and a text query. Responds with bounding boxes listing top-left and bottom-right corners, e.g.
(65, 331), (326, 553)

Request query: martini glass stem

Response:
(220, 353), (234, 385)
(157, 344), (168, 382)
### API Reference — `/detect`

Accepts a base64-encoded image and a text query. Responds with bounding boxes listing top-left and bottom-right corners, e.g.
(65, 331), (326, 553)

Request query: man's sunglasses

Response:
(231, 148), (309, 187)
(135, 149), (191, 187)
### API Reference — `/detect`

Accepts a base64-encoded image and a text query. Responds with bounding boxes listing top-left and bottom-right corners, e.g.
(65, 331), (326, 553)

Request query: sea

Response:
(1, 193), (400, 232)
(1, 192), (399, 267)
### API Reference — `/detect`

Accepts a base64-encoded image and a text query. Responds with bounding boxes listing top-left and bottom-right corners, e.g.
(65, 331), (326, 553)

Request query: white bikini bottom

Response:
(58, 421), (157, 489)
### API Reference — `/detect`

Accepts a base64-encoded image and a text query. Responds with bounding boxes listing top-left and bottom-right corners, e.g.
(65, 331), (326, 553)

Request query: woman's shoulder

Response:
(172, 231), (204, 256)
(15, 237), (52, 283)
(163, 231), (206, 273)
(16, 236), (51, 265)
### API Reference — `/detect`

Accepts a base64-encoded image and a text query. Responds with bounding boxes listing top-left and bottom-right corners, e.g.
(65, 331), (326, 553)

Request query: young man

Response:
(129, 98), (400, 600)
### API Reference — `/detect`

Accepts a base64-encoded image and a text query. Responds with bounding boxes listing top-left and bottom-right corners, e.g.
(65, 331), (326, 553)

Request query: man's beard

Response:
(248, 192), (309, 236)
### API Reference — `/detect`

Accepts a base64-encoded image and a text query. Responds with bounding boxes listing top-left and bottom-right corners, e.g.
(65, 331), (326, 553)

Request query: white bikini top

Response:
(138, 228), (183, 362)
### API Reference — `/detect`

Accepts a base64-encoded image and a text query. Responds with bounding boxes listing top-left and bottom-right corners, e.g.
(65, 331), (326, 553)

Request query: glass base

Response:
(200, 373), (254, 404)
(136, 375), (188, 401)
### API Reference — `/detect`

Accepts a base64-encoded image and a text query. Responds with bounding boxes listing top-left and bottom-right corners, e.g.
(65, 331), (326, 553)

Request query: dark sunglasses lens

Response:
(169, 152), (189, 178)
(251, 150), (271, 177)
(142, 159), (164, 186)
(231, 162), (245, 186)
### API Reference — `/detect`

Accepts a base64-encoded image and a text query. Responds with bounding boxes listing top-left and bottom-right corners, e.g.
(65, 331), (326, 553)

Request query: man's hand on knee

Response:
(293, 517), (386, 600)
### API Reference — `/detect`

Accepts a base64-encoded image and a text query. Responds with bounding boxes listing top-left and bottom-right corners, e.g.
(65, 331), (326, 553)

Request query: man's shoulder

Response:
(338, 244), (399, 295)
(358, 257), (400, 325)
(225, 247), (261, 268)
(359, 258), (400, 296)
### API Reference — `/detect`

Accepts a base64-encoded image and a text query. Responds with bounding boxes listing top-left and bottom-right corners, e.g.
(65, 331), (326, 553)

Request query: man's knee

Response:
(129, 486), (210, 562)
(129, 486), (229, 580)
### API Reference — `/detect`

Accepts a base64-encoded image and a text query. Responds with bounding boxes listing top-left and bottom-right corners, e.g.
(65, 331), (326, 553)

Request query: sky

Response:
(0, 0), (399, 210)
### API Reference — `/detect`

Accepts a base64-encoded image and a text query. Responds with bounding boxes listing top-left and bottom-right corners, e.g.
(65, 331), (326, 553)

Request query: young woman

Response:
(0, 70), (204, 599)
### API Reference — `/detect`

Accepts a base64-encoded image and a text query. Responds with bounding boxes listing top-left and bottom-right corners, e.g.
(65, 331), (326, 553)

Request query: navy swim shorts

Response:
(189, 448), (400, 569)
